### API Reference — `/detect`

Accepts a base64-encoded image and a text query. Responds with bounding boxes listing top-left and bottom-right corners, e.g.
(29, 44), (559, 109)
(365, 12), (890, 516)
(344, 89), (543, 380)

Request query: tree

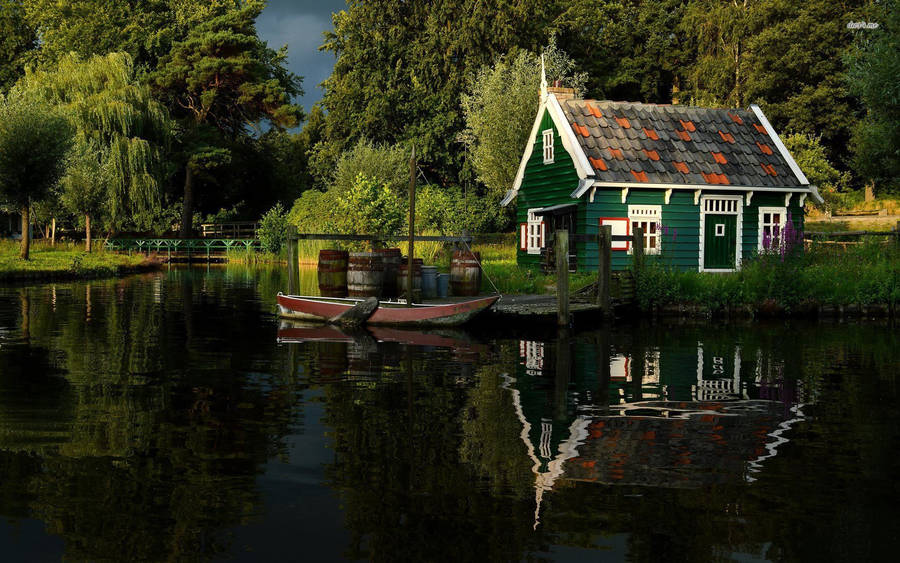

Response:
(783, 133), (851, 210)
(553, 0), (686, 103)
(741, 0), (865, 165)
(459, 40), (584, 226)
(0, 0), (36, 92)
(22, 0), (240, 70)
(60, 145), (106, 251)
(24, 52), (173, 241)
(678, 0), (758, 107)
(331, 140), (410, 197)
(152, 0), (302, 236)
(0, 92), (73, 259)
(315, 0), (558, 187)
(847, 0), (900, 193)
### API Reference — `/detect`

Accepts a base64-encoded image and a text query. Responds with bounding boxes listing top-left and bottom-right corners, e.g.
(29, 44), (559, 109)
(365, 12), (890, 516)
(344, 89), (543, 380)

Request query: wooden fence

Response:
(200, 222), (260, 238)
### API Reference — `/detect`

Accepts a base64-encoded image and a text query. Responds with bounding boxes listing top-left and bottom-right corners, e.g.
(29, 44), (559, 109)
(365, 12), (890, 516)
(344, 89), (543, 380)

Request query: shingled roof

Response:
(560, 98), (802, 188)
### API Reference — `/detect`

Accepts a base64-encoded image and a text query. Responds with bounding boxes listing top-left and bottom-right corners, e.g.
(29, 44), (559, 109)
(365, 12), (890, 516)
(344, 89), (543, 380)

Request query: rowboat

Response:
(276, 293), (499, 327)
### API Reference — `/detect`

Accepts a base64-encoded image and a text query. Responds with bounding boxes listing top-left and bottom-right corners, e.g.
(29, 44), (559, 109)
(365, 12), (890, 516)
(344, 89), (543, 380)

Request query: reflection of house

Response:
(563, 400), (787, 488)
(507, 336), (811, 526)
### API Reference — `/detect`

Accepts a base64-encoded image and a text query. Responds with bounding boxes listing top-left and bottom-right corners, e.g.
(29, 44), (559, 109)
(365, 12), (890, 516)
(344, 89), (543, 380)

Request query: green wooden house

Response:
(502, 81), (823, 272)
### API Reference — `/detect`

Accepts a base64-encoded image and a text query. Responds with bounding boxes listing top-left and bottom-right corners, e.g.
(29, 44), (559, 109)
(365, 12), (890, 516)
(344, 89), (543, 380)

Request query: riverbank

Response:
(632, 240), (898, 318)
(0, 241), (162, 283)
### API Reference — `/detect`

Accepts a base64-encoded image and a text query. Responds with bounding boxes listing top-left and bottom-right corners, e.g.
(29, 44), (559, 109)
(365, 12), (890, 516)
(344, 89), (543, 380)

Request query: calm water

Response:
(0, 266), (897, 562)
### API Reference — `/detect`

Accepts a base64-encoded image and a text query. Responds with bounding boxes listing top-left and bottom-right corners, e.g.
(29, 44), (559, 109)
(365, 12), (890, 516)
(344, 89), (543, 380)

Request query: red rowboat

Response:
(276, 293), (499, 327)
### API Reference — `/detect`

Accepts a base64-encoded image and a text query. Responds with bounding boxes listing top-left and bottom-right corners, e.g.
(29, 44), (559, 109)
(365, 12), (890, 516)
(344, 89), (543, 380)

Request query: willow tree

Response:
(0, 92), (72, 259)
(24, 52), (172, 248)
(152, 1), (302, 237)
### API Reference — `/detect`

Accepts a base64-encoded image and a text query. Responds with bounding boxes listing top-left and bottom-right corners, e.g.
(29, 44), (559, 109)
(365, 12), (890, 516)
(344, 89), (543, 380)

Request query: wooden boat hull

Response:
(276, 294), (499, 327)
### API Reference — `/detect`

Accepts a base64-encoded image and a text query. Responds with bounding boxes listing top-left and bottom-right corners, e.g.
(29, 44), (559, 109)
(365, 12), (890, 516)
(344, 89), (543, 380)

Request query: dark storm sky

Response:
(256, 0), (347, 112)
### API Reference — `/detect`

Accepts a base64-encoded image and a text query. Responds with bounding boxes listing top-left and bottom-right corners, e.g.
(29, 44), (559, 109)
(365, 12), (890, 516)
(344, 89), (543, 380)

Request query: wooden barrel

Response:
(347, 252), (384, 298)
(396, 257), (422, 301)
(317, 249), (348, 297)
(450, 250), (482, 296)
(376, 248), (402, 297)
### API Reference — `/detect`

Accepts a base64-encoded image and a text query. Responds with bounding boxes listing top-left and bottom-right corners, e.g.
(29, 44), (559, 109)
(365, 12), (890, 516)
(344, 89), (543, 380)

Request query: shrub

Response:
(257, 203), (290, 254)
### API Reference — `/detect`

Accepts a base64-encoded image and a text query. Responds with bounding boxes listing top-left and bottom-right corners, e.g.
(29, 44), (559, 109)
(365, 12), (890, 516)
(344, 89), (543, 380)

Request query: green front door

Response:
(704, 214), (737, 269)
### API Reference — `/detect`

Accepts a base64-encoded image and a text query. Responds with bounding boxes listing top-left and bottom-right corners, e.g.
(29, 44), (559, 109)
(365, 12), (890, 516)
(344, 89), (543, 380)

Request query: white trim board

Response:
(698, 195), (743, 273)
(750, 104), (809, 186)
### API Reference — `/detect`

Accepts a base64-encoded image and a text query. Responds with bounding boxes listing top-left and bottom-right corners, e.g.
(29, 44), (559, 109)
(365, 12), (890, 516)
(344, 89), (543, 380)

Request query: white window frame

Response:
(757, 206), (787, 253)
(698, 195), (743, 273)
(526, 209), (545, 255)
(627, 205), (661, 255)
(542, 129), (554, 164)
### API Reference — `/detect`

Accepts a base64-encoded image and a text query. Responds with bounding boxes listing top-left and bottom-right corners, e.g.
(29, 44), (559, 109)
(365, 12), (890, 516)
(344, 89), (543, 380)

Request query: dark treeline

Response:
(0, 0), (897, 250)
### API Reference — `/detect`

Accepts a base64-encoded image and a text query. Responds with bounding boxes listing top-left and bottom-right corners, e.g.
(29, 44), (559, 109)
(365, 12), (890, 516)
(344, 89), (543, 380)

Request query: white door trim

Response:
(699, 195), (743, 273)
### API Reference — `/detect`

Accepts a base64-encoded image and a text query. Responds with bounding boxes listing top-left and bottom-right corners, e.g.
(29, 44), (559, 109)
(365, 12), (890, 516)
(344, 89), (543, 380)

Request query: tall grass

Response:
(634, 240), (899, 311)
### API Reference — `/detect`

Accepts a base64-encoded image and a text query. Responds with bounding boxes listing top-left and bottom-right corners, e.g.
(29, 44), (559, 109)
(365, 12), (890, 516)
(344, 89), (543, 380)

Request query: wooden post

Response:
(556, 229), (569, 327)
(51, 218), (56, 247)
(597, 225), (611, 312)
(287, 236), (298, 295)
(631, 225), (644, 274)
(407, 146), (416, 306)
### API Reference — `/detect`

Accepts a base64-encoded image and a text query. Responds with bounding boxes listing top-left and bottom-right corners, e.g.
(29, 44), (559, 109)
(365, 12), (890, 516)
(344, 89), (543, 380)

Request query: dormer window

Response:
(542, 129), (554, 164)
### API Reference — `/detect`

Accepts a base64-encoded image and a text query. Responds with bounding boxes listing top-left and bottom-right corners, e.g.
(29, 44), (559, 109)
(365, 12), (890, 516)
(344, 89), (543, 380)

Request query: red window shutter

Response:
(519, 223), (527, 250)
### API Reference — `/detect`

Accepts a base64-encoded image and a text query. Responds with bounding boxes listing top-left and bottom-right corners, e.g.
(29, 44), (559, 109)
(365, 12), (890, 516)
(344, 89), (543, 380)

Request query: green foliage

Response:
(329, 174), (406, 237)
(0, 0), (36, 92)
(22, 52), (173, 229)
(847, 0), (900, 193)
(288, 189), (332, 233)
(316, 0), (556, 186)
(152, 1), (302, 134)
(415, 184), (492, 235)
(60, 144), (106, 222)
(22, 0), (238, 70)
(782, 133), (851, 210)
(633, 241), (899, 312)
(330, 140), (409, 197)
(256, 203), (290, 254)
(152, 0), (303, 233)
(460, 41), (582, 202)
(0, 91), (73, 209)
(554, 0), (684, 102)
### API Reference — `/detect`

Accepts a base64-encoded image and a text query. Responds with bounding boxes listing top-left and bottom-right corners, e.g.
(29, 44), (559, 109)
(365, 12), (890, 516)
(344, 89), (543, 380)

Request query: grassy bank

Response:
(0, 240), (155, 282)
(635, 240), (899, 314)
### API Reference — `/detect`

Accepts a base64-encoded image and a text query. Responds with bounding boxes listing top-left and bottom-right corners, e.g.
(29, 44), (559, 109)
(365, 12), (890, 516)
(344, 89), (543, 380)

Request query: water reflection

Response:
(0, 268), (897, 561)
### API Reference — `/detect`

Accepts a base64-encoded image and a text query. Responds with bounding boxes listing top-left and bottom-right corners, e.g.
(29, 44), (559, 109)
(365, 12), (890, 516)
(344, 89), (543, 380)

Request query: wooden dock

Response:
(488, 294), (604, 319)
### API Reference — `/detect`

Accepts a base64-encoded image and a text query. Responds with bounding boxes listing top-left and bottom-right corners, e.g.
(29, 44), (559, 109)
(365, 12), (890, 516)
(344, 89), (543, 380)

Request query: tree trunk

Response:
(51, 218), (56, 246)
(181, 165), (194, 238)
(85, 214), (92, 253)
(20, 206), (30, 260)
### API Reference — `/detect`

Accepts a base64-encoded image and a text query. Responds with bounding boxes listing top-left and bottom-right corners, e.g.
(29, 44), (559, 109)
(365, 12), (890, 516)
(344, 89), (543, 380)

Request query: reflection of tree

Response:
(459, 359), (532, 499)
(321, 342), (541, 562)
(0, 267), (302, 560)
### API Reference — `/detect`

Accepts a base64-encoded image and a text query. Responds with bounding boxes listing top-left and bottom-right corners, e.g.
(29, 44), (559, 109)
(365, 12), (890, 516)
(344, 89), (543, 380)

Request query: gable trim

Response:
(750, 104), (809, 186)
(546, 95), (594, 181)
(504, 95), (595, 207)
(507, 99), (549, 205)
